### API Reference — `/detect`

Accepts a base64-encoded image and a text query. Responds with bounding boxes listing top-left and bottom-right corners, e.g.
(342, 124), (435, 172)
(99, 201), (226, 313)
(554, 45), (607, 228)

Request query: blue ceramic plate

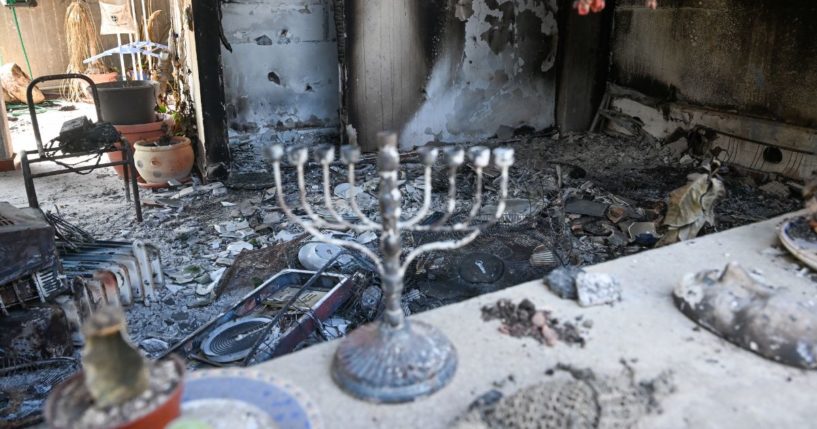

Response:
(182, 368), (322, 429)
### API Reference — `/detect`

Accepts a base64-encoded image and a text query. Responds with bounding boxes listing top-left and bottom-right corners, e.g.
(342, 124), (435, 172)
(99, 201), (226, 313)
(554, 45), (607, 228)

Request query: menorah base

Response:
(331, 319), (457, 403)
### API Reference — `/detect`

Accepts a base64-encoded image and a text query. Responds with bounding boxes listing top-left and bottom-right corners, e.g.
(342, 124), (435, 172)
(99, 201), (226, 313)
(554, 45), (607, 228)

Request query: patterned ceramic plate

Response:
(182, 368), (322, 429)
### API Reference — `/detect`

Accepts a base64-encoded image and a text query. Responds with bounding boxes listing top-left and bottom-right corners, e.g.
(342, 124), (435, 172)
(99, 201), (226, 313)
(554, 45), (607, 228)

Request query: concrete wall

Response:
(0, 0), (170, 81)
(346, 0), (559, 151)
(220, 0), (340, 132)
(611, 0), (817, 129)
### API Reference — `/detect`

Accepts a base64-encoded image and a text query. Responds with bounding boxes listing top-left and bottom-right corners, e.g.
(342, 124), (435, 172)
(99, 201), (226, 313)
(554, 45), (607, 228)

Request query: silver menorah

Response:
(266, 132), (514, 403)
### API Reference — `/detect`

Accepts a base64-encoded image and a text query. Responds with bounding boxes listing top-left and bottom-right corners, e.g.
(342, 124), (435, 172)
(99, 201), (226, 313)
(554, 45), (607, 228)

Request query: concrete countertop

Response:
(258, 212), (817, 428)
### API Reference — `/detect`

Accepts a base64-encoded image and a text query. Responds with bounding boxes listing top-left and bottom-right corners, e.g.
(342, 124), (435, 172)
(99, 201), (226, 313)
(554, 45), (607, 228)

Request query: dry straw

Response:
(63, 0), (108, 101)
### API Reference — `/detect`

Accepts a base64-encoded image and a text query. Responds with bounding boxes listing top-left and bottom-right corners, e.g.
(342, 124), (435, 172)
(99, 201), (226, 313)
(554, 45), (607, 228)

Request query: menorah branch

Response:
(398, 165), (433, 229)
(320, 161), (379, 233)
(294, 163), (347, 230)
(271, 161), (385, 274)
(399, 228), (482, 277)
(345, 164), (382, 229)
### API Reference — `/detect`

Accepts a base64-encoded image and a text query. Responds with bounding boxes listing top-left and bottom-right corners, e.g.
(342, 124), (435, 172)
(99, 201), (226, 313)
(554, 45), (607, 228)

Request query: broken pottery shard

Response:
(606, 205), (628, 224)
(575, 272), (622, 307)
(453, 366), (674, 429)
(674, 262), (817, 369)
(544, 266), (583, 300)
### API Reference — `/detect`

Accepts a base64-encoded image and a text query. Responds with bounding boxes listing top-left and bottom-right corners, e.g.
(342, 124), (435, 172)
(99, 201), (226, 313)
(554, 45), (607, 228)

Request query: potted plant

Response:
(133, 135), (195, 185)
(106, 114), (174, 178)
(45, 306), (185, 429)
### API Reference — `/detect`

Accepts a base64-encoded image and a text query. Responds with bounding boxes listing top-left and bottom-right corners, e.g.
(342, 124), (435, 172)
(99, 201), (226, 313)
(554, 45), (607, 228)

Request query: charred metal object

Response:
(22, 74), (142, 222)
(59, 240), (164, 307)
(267, 132), (514, 403)
(52, 117), (120, 154)
(0, 203), (65, 315)
(159, 269), (352, 364)
(201, 317), (273, 363)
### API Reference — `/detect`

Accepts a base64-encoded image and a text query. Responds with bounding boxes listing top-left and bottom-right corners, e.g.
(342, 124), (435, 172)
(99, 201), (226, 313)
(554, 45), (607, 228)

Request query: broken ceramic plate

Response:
(674, 262), (817, 369)
(180, 368), (321, 428)
(298, 242), (353, 271)
(779, 216), (817, 271)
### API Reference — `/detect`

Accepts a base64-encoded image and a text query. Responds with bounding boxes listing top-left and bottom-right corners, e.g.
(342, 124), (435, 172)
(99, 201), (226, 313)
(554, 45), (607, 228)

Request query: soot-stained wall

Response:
(612, 0), (817, 129)
(221, 0), (340, 132)
(346, 0), (559, 150)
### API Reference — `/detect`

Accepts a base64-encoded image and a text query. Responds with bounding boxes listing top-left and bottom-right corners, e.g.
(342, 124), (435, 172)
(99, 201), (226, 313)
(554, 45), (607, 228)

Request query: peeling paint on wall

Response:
(220, 0), (340, 132)
(399, 0), (559, 148)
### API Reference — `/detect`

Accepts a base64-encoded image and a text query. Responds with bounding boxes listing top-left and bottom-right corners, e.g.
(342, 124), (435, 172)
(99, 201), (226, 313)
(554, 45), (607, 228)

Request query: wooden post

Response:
(0, 96), (15, 172)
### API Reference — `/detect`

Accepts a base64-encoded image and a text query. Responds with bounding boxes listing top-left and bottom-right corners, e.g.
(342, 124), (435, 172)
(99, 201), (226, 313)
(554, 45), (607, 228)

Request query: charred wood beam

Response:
(192, 0), (230, 181)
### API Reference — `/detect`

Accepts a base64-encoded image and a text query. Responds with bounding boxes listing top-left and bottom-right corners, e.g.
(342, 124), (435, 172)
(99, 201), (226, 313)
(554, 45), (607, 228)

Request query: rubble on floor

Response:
(43, 131), (800, 353)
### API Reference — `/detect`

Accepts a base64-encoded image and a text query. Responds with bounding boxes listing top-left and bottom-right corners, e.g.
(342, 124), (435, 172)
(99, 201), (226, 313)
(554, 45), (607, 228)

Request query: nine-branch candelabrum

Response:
(266, 132), (514, 404)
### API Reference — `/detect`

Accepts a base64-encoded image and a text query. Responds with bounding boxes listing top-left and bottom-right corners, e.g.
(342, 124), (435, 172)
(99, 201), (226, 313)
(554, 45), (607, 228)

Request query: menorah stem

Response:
(377, 133), (406, 329)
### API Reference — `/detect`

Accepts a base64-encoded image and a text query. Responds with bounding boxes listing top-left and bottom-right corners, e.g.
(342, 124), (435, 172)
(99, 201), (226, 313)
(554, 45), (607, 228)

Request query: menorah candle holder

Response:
(266, 132), (514, 403)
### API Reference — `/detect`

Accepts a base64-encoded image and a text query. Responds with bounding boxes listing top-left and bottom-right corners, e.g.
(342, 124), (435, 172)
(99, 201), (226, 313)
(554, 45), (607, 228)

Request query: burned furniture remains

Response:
(19, 74), (142, 222)
(160, 269), (353, 365)
(0, 202), (65, 314)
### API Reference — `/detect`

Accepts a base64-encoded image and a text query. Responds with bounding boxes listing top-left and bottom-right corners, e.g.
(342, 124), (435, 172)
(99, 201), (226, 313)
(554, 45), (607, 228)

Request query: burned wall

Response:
(611, 0), (817, 128)
(346, 0), (559, 150)
(220, 0), (340, 132)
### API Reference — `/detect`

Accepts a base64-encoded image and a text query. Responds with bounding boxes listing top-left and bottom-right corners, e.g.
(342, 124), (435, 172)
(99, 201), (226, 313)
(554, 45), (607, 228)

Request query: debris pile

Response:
(481, 299), (589, 347)
(42, 131), (797, 354)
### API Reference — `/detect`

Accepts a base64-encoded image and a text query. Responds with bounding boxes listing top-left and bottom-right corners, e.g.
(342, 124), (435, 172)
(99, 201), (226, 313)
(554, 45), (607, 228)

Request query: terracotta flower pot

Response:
(106, 117), (172, 177)
(86, 72), (119, 85)
(134, 136), (195, 184)
(44, 355), (185, 429)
